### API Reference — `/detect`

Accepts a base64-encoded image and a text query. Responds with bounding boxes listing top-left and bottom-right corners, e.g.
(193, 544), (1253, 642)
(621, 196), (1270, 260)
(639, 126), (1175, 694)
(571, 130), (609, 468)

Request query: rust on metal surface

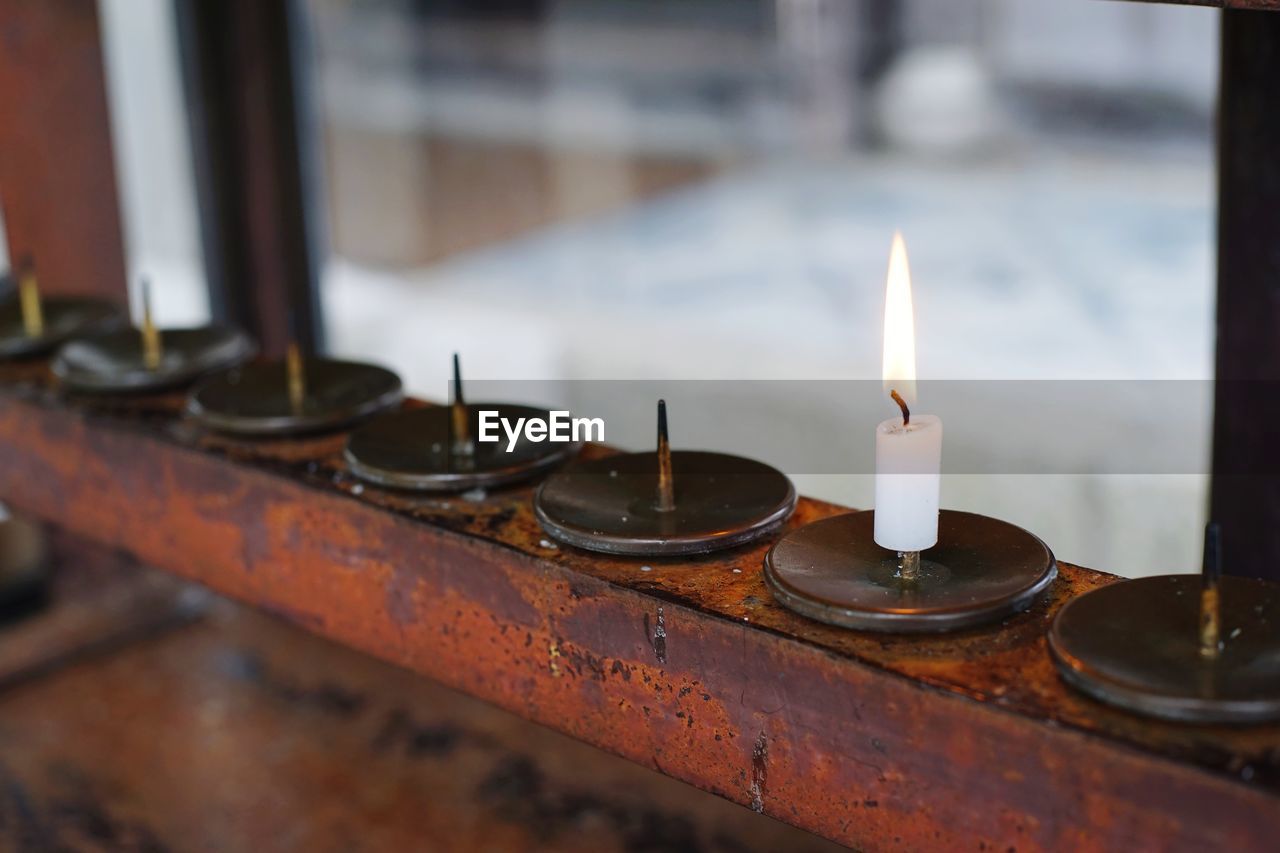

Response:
(0, 367), (1276, 850)
(0, 534), (838, 853)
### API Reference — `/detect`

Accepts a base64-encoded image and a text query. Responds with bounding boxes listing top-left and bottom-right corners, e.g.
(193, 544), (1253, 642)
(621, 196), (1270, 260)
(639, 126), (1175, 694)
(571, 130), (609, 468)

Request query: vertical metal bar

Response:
(1210, 9), (1280, 581)
(0, 0), (127, 299)
(174, 0), (325, 357)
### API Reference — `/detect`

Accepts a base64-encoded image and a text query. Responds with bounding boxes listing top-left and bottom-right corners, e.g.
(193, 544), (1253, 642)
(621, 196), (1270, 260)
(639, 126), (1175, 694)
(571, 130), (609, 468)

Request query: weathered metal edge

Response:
(0, 392), (1276, 850)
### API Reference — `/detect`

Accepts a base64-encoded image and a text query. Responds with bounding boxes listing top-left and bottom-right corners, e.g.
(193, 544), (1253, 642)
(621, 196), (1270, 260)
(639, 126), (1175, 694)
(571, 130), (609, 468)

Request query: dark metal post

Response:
(174, 0), (326, 357)
(1211, 9), (1280, 581)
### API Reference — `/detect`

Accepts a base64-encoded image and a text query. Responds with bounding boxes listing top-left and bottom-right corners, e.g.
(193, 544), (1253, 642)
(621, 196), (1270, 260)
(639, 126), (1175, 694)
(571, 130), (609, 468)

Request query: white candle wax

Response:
(873, 414), (942, 552)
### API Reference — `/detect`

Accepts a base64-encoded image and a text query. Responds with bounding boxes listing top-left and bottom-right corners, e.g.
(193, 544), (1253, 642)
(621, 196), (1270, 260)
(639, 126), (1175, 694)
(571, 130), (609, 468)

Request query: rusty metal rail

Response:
(0, 364), (1276, 851)
(0, 532), (840, 853)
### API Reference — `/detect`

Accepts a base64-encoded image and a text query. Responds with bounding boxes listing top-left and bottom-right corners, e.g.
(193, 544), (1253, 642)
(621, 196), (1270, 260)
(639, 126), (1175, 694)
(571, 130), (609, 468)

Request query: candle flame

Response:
(881, 231), (917, 406)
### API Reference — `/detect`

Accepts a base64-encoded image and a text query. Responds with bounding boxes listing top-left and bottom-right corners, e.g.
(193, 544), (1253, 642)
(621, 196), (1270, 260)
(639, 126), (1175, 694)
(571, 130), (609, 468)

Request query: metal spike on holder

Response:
(187, 343), (402, 436)
(1049, 523), (1280, 724)
(344, 353), (578, 491)
(53, 277), (253, 393)
(534, 399), (797, 556)
(0, 260), (123, 360)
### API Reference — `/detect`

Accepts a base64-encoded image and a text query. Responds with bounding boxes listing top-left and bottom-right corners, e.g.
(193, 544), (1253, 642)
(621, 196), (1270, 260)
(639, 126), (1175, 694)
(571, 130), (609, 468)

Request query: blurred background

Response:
(55, 0), (1219, 575)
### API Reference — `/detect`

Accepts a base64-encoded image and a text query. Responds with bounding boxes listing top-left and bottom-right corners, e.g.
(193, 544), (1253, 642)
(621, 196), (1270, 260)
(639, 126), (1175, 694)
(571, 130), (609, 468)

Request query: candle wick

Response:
(890, 389), (910, 426)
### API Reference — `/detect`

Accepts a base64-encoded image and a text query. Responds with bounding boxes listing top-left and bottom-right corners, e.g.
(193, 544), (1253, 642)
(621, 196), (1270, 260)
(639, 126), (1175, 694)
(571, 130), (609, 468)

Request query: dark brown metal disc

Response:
(764, 510), (1057, 633)
(52, 326), (255, 393)
(0, 296), (124, 359)
(188, 358), (403, 436)
(534, 451), (797, 556)
(344, 404), (579, 492)
(1049, 575), (1280, 724)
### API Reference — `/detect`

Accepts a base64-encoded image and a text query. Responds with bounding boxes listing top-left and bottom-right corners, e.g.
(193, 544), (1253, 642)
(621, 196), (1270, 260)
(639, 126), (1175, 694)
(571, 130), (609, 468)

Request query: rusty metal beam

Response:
(0, 534), (840, 852)
(0, 0), (127, 298)
(0, 371), (1275, 850)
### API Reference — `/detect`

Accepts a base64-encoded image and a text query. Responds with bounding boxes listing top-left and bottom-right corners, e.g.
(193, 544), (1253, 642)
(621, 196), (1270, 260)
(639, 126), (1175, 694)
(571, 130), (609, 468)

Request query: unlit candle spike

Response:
(141, 278), (162, 371)
(1200, 522), (1222, 659)
(450, 353), (473, 456)
(286, 341), (306, 413)
(655, 399), (675, 512)
(18, 260), (43, 338)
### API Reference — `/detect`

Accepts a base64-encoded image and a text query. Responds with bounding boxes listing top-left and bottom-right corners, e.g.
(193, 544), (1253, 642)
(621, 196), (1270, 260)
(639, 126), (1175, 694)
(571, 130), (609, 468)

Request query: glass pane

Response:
(99, 0), (210, 326)
(304, 0), (1217, 577)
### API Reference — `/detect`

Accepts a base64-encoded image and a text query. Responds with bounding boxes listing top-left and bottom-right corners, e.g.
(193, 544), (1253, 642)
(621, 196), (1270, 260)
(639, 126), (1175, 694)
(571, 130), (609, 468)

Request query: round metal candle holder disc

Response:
(188, 358), (403, 436)
(53, 326), (255, 393)
(1049, 575), (1280, 724)
(764, 510), (1057, 633)
(534, 451), (797, 556)
(344, 404), (578, 491)
(0, 297), (123, 359)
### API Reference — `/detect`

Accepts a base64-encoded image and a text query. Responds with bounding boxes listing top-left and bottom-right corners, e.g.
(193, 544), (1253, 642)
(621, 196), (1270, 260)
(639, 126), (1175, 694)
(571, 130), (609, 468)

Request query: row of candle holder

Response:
(2, 271), (1277, 727)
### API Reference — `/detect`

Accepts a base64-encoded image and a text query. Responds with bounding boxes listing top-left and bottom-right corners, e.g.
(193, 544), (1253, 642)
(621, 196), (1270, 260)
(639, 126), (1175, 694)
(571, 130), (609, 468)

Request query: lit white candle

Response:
(874, 232), (942, 554)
